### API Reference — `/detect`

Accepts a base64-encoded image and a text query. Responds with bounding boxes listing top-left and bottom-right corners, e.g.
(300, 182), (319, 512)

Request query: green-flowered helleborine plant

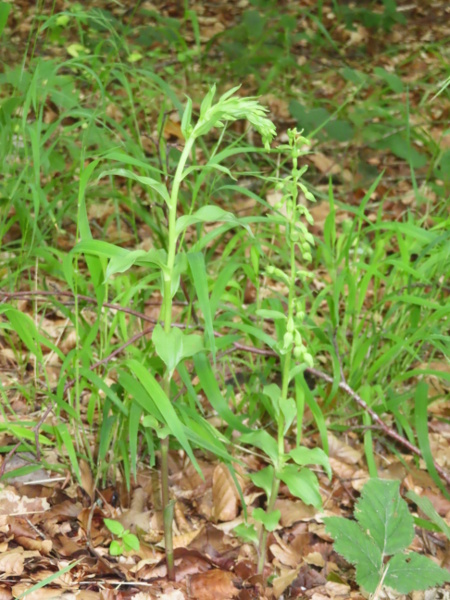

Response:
(235, 129), (331, 574)
(73, 84), (276, 579)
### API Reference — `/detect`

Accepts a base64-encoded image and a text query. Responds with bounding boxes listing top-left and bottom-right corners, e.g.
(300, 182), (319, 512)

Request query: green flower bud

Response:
(290, 230), (300, 243)
(286, 318), (294, 333)
(303, 352), (314, 368)
(283, 332), (293, 348)
(303, 252), (312, 262)
(293, 345), (303, 360)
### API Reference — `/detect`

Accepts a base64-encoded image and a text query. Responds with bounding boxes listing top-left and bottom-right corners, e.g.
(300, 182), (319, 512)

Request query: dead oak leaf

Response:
(188, 569), (239, 600)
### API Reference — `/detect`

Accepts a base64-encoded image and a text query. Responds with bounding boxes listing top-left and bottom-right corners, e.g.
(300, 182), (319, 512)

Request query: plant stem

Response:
(257, 475), (280, 575)
(159, 134), (195, 581)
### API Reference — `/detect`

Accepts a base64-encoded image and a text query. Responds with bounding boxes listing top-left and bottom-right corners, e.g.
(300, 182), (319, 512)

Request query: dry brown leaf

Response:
(328, 433), (362, 464)
(11, 585), (74, 600)
(304, 551), (325, 568)
(275, 498), (317, 527)
(272, 566), (300, 599)
(15, 537), (52, 555)
(188, 569), (238, 600)
(0, 586), (13, 600)
(79, 460), (94, 501)
(212, 464), (240, 522)
(0, 485), (50, 515)
(0, 551), (25, 576)
(325, 581), (351, 596)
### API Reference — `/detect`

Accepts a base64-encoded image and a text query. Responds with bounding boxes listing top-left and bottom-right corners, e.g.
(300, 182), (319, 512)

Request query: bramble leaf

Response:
(355, 479), (414, 556)
(384, 552), (450, 593)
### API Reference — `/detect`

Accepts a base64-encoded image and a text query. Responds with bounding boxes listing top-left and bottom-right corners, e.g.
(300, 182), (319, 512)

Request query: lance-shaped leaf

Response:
(278, 465), (322, 507)
(97, 168), (170, 206)
(175, 205), (253, 237)
(289, 446), (332, 479)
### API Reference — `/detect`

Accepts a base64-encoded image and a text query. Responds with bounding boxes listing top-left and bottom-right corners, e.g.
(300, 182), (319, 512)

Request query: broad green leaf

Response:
(104, 519), (124, 536)
(106, 248), (166, 279)
(262, 383), (281, 416)
(152, 324), (184, 374)
(234, 523), (258, 545)
(109, 540), (122, 556)
(280, 397), (296, 434)
(175, 205), (252, 237)
(239, 431), (279, 466)
(289, 446), (332, 479)
(278, 465), (322, 507)
(406, 490), (450, 540)
(73, 239), (128, 260)
(384, 552), (450, 593)
(324, 517), (382, 593)
(252, 508), (281, 532)
(356, 479), (414, 556)
(123, 533), (140, 552)
(249, 465), (275, 499)
(97, 168), (170, 205)
(152, 324), (203, 375)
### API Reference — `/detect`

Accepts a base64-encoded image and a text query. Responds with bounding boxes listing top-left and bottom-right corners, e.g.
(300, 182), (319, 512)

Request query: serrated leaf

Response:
(384, 552), (450, 593)
(253, 508), (281, 532)
(289, 446), (332, 479)
(278, 465), (322, 507)
(355, 479), (414, 556)
(324, 516), (382, 593)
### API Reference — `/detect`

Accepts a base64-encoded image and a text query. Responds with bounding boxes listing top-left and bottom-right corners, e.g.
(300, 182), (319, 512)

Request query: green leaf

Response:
(123, 533), (140, 552)
(187, 252), (215, 362)
(109, 540), (123, 556)
(356, 479), (414, 556)
(406, 490), (450, 540)
(0, 2), (11, 39)
(288, 446), (332, 479)
(249, 465), (275, 499)
(278, 465), (322, 507)
(152, 324), (183, 375)
(234, 523), (258, 545)
(181, 96), (193, 138)
(239, 431), (279, 465)
(125, 359), (200, 473)
(414, 382), (449, 498)
(253, 508), (281, 532)
(104, 519), (124, 536)
(193, 353), (249, 433)
(324, 517), (382, 593)
(374, 67), (404, 93)
(97, 168), (170, 206)
(175, 205), (252, 237)
(384, 552), (450, 593)
(279, 396), (296, 434)
(255, 309), (287, 320)
(105, 248), (167, 279)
